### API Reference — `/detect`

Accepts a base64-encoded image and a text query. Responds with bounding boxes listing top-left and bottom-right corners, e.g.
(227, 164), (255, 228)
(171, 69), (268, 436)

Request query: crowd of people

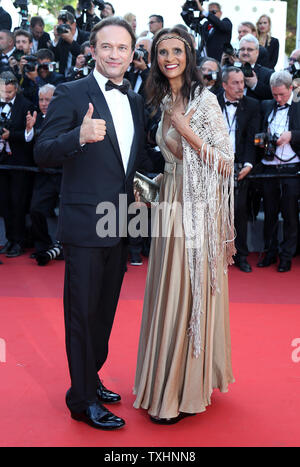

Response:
(0, 1), (299, 275)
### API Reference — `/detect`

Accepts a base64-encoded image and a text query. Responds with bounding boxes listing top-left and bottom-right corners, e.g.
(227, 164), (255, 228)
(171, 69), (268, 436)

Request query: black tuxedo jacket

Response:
(246, 63), (273, 101)
(261, 98), (300, 155)
(1, 93), (34, 166)
(34, 73), (151, 247)
(37, 32), (51, 50)
(217, 92), (260, 165)
(203, 14), (232, 62)
(264, 37), (279, 69)
(51, 28), (90, 75)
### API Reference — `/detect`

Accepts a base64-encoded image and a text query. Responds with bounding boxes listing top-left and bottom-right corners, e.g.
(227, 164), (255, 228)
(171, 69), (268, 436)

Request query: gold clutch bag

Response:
(133, 171), (160, 203)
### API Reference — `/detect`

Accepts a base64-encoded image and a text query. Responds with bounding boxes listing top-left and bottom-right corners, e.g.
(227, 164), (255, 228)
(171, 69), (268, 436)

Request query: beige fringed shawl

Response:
(181, 87), (236, 357)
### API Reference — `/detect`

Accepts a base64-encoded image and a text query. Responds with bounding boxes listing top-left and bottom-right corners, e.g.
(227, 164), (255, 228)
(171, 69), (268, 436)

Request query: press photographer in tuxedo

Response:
(34, 17), (152, 430)
(257, 70), (300, 272)
(218, 67), (260, 272)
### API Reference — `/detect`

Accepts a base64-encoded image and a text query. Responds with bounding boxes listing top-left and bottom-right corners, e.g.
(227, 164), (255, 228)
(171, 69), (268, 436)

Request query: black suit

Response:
(218, 92), (260, 258)
(34, 73), (150, 412)
(264, 37), (279, 69)
(258, 99), (300, 261)
(0, 93), (34, 246)
(245, 63), (273, 101)
(0, 7), (12, 30)
(51, 28), (90, 76)
(203, 14), (232, 62)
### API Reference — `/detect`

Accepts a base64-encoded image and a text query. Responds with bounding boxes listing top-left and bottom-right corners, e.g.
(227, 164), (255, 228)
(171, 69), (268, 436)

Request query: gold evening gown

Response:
(133, 89), (235, 419)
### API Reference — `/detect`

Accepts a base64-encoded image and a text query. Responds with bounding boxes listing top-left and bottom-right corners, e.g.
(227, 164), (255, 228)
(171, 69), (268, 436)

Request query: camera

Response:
(23, 55), (38, 73)
(57, 9), (72, 35)
(254, 132), (278, 161)
(37, 62), (56, 74)
(286, 62), (300, 80)
(233, 61), (254, 78)
(182, 0), (203, 11)
(13, 0), (30, 31)
(12, 49), (25, 61)
(133, 45), (149, 64)
(223, 43), (238, 66)
(202, 71), (218, 81)
(0, 112), (11, 137)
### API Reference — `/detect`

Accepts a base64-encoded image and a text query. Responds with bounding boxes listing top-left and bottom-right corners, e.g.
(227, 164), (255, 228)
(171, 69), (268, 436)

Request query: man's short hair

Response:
(239, 21), (256, 34)
(39, 83), (56, 96)
(105, 2), (115, 14)
(0, 29), (14, 41)
(30, 16), (45, 28)
(0, 71), (19, 87)
(209, 2), (222, 11)
(239, 33), (259, 50)
(270, 70), (292, 89)
(149, 15), (164, 26)
(36, 48), (55, 62)
(222, 66), (244, 84)
(14, 29), (33, 43)
(90, 16), (136, 51)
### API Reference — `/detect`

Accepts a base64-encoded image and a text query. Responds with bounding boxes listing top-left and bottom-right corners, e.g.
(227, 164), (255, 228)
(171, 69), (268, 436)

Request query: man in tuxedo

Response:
(0, 71), (34, 258)
(238, 34), (273, 101)
(30, 16), (52, 53)
(257, 70), (300, 272)
(195, 1), (232, 62)
(218, 67), (260, 272)
(34, 17), (151, 430)
(51, 11), (89, 77)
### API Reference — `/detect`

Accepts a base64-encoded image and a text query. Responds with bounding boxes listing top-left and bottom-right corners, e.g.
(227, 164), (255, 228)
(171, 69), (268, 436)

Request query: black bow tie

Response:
(225, 101), (239, 107)
(276, 103), (289, 110)
(105, 80), (130, 95)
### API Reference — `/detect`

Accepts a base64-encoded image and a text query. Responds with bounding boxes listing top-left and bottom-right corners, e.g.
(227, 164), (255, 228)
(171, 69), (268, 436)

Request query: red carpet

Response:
(0, 252), (300, 447)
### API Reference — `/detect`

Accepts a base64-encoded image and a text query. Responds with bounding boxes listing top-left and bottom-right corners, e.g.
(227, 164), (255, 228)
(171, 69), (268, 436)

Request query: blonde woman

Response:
(256, 14), (279, 69)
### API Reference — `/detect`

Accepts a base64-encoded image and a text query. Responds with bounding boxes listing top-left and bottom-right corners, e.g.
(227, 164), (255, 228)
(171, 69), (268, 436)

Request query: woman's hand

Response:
(170, 108), (195, 138)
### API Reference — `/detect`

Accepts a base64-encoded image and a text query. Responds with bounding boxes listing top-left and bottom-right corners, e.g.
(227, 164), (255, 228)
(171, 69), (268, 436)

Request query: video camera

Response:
(254, 132), (278, 161)
(181, 0), (204, 34)
(13, 0), (30, 31)
(133, 45), (149, 65)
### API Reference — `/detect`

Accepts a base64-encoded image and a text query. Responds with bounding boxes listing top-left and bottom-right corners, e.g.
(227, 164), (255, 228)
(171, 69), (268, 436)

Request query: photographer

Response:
(257, 70), (300, 272)
(76, 1), (101, 32)
(100, 2), (115, 19)
(196, 1), (232, 62)
(51, 10), (89, 77)
(125, 37), (151, 100)
(197, 56), (222, 96)
(237, 22), (269, 67)
(26, 84), (63, 261)
(30, 16), (52, 53)
(0, 30), (15, 73)
(0, 71), (34, 258)
(235, 34), (273, 101)
(218, 67), (260, 272)
(66, 40), (94, 81)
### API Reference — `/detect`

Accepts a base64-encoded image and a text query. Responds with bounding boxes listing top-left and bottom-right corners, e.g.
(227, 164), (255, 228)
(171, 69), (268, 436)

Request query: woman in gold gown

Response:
(133, 27), (236, 424)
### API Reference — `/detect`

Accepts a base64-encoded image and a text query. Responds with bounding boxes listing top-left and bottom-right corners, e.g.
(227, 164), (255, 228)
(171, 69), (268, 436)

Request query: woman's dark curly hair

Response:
(146, 27), (203, 113)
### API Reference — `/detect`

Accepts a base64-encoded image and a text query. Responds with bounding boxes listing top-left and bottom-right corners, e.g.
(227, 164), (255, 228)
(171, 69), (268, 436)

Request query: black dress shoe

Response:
(96, 381), (121, 404)
(149, 412), (196, 425)
(257, 255), (277, 268)
(277, 259), (291, 272)
(6, 243), (24, 258)
(234, 258), (252, 272)
(0, 241), (12, 254)
(71, 401), (125, 430)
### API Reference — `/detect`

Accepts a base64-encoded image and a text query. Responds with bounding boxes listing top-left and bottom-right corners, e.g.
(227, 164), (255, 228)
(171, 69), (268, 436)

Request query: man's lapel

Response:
(125, 90), (140, 178)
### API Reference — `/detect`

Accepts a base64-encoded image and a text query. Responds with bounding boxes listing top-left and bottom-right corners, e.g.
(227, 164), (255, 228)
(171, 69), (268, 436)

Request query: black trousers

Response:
(30, 173), (62, 252)
(260, 163), (300, 260)
(0, 170), (32, 245)
(234, 174), (250, 258)
(63, 240), (128, 413)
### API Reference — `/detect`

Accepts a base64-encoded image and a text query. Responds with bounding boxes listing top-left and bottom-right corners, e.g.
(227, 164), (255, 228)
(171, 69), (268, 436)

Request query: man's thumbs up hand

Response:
(79, 103), (106, 145)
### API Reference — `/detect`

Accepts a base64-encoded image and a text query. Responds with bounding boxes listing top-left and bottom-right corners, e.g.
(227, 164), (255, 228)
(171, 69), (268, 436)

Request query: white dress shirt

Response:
(223, 97), (237, 154)
(262, 94), (300, 165)
(93, 68), (134, 173)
